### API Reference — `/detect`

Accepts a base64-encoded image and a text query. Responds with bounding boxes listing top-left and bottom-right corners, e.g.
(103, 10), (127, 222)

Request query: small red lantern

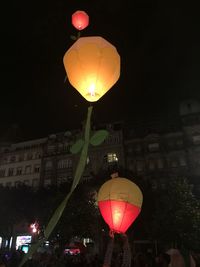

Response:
(98, 176), (143, 234)
(72, 10), (89, 31)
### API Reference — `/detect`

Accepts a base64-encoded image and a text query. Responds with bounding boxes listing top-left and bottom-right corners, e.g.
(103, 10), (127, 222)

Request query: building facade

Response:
(0, 100), (200, 195)
(0, 138), (46, 187)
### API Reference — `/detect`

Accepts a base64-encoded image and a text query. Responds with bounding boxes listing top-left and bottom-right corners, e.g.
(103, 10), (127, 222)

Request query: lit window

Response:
(148, 143), (159, 152)
(107, 153), (118, 163)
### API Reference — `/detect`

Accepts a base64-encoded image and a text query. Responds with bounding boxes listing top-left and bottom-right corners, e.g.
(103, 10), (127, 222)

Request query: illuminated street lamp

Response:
(30, 222), (39, 234)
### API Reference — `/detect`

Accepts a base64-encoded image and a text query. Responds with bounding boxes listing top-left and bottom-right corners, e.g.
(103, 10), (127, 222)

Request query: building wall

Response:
(0, 100), (200, 194)
(0, 138), (46, 187)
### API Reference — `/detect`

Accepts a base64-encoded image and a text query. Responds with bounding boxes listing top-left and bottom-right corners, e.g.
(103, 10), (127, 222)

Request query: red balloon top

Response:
(72, 10), (89, 31)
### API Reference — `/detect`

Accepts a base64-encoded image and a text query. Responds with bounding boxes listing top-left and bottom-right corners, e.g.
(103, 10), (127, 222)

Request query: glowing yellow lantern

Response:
(63, 36), (120, 102)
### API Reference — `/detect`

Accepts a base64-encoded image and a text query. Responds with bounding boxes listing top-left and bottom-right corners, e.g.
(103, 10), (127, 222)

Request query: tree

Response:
(150, 177), (200, 251)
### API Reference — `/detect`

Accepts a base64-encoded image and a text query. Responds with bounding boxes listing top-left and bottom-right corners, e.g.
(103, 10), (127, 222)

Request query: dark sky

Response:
(1, 0), (200, 140)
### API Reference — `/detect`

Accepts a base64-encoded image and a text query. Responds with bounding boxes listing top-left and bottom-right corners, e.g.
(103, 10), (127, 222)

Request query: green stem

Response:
(19, 106), (93, 267)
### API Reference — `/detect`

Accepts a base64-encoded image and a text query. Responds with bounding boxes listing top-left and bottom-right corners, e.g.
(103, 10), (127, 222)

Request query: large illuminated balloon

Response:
(98, 177), (143, 233)
(72, 10), (89, 30)
(63, 36), (120, 102)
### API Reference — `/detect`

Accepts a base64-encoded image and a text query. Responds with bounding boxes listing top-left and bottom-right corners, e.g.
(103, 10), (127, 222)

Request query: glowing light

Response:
(98, 177), (143, 233)
(88, 83), (95, 96)
(72, 11), (89, 31)
(63, 36), (120, 102)
(30, 222), (39, 234)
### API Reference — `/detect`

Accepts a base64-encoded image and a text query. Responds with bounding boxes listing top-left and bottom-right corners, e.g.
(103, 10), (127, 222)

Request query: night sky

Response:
(1, 0), (200, 140)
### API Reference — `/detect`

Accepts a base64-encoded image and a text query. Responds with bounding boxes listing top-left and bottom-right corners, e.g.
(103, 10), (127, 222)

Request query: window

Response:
(148, 143), (159, 152)
(57, 177), (68, 184)
(32, 179), (39, 187)
(10, 156), (16, 163)
(58, 143), (64, 151)
(64, 142), (70, 152)
(136, 161), (143, 172)
(25, 165), (31, 174)
(107, 153), (118, 163)
(171, 160), (178, 168)
(18, 154), (24, 161)
(35, 152), (41, 159)
(58, 159), (72, 169)
(6, 182), (12, 187)
(27, 153), (33, 160)
(2, 157), (8, 164)
(47, 145), (56, 153)
(176, 139), (183, 147)
(15, 181), (20, 187)
(45, 161), (53, 170)
(179, 156), (187, 166)
(16, 167), (22, 175)
(157, 159), (164, 169)
(24, 180), (30, 186)
(134, 144), (141, 152)
(34, 164), (40, 173)
(8, 168), (14, 176)
(193, 135), (200, 145)
(0, 169), (5, 177)
(149, 160), (155, 170)
(44, 179), (51, 186)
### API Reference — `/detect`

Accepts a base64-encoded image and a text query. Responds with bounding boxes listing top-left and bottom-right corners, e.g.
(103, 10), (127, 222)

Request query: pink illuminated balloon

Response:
(72, 10), (89, 30)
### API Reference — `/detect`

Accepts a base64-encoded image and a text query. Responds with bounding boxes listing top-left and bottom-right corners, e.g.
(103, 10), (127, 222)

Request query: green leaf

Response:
(70, 139), (84, 154)
(70, 35), (77, 40)
(90, 130), (109, 146)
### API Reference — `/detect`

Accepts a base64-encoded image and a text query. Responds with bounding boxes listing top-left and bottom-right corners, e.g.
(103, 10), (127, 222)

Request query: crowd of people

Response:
(0, 247), (199, 267)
